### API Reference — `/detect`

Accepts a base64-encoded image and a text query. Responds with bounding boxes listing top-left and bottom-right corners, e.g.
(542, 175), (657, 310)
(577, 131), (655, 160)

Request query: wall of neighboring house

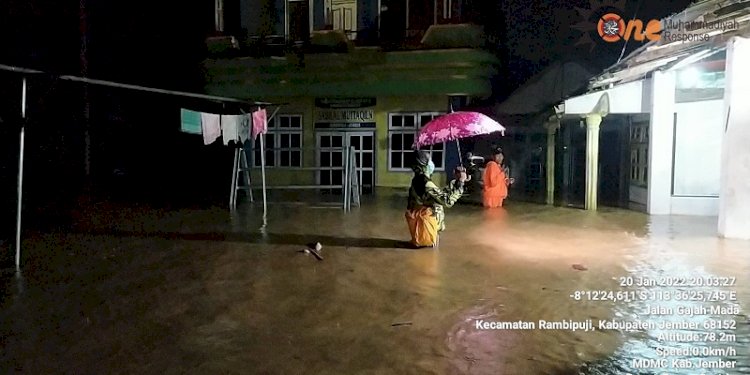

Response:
(669, 99), (723, 215)
(669, 58), (725, 215)
(644, 73), (724, 216)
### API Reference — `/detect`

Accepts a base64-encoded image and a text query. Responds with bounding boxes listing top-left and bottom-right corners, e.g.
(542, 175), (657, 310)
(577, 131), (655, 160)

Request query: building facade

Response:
(205, 0), (500, 191)
(222, 0), (483, 44)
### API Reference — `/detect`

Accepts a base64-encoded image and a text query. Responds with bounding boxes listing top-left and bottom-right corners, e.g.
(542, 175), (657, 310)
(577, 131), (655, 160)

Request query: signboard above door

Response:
(315, 97), (376, 125)
(315, 109), (375, 123)
(315, 98), (376, 108)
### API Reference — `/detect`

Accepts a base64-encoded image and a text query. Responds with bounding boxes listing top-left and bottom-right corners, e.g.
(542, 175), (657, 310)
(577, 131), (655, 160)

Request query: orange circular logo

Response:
(597, 13), (626, 42)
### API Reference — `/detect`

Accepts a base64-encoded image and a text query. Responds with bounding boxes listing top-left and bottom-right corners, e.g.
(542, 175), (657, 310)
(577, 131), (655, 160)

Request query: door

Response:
(317, 132), (345, 195)
(288, 0), (310, 43)
(556, 121), (586, 208)
(598, 127), (623, 207)
(380, 0), (406, 42)
(347, 132), (375, 194)
(331, 0), (357, 39)
(316, 131), (375, 195)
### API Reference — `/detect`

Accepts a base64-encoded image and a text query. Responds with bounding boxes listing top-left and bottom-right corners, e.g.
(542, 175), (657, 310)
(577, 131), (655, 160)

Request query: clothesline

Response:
(2, 62), (282, 270)
(0, 63), (273, 106)
(180, 108), (269, 146)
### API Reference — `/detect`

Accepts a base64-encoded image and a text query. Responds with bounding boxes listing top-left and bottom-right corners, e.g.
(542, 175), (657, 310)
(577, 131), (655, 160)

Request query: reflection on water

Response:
(0, 196), (748, 374)
(580, 232), (750, 375)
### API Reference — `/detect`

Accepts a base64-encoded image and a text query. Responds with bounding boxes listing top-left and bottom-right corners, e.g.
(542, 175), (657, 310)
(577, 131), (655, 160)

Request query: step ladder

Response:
(230, 145), (253, 209)
(347, 146), (361, 209)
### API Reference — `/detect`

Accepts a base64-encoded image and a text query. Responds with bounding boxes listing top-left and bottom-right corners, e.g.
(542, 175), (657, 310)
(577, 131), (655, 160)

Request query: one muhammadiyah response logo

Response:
(597, 12), (627, 42)
(597, 11), (661, 43)
(573, 0), (661, 51)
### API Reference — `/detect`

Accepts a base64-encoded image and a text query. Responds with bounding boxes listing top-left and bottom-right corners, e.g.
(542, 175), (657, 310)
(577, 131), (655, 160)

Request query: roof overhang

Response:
(562, 79), (649, 116)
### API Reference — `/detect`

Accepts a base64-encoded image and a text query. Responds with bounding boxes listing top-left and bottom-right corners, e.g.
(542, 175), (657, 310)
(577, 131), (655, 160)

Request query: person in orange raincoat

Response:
(482, 147), (514, 208)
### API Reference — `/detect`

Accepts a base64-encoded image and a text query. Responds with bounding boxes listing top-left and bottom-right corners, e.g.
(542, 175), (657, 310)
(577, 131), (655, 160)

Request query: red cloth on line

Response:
(251, 109), (267, 141)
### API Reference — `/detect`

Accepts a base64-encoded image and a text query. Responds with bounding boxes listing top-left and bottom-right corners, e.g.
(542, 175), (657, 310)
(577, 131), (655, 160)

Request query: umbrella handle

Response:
(456, 139), (462, 165)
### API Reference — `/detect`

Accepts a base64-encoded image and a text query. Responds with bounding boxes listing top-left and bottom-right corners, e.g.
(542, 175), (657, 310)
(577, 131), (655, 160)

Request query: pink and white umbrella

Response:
(413, 111), (506, 163)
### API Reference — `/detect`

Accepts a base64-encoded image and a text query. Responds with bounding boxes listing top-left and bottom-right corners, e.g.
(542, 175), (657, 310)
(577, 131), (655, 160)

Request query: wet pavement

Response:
(1, 190), (749, 374)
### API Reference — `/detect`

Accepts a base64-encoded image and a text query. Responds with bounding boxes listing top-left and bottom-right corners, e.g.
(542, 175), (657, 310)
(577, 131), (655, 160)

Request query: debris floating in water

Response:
(572, 264), (588, 271)
(309, 249), (323, 260)
(298, 243), (323, 260)
(391, 322), (412, 327)
(300, 244), (323, 261)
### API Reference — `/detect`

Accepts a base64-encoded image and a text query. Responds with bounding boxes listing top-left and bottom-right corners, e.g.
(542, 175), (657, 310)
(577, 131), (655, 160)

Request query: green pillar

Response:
(545, 119), (559, 205)
(585, 114), (602, 211)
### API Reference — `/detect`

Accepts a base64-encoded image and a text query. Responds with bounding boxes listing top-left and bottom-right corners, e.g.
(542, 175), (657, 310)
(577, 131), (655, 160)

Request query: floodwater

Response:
(1, 191), (749, 374)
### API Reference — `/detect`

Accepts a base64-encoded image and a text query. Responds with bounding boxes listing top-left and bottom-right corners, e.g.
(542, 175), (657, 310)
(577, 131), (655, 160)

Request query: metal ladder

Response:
(230, 145), (253, 209)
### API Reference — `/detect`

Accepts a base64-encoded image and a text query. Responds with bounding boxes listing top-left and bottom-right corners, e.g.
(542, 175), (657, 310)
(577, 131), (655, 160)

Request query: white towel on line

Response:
(221, 114), (241, 145)
(201, 113), (221, 145)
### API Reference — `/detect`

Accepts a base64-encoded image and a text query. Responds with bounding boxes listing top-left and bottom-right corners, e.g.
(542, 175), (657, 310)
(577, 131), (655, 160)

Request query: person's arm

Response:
(425, 180), (464, 208)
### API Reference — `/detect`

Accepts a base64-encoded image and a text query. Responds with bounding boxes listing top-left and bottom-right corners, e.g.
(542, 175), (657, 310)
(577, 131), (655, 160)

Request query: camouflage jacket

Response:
(407, 173), (464, 211)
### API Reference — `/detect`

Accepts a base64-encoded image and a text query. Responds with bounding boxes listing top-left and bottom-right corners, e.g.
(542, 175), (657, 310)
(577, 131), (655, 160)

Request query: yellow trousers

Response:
(405, 207), (439, 247)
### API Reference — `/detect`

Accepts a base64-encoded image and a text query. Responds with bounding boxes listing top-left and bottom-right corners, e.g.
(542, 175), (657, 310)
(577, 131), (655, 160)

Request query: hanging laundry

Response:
(180, 109), (202, 134)
(239, 114), (251, 144)
(251, 108), (267, 141)
(221, 114), (241, 145)
(201, 113), (221, 145)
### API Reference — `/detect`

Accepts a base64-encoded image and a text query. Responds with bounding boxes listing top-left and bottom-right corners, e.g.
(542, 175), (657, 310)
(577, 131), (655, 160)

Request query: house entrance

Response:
(316, 131), (375, 194)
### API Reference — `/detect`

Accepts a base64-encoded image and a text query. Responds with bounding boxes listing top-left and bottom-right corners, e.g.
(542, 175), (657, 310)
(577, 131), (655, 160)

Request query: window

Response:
(253, 114), (303, 167)
(629, 122), (649, 186)
(388, 112), (445, 171)
(215, 0), (224, 32)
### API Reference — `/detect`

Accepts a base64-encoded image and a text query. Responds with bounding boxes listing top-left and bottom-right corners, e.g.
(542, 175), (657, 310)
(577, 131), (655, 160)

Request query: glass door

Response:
(347, 132), (375, 194)
(316, 132), (345, 194)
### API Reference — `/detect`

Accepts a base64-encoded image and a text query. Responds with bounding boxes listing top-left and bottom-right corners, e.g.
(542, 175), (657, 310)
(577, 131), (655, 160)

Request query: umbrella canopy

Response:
(413, 111), (505, 149)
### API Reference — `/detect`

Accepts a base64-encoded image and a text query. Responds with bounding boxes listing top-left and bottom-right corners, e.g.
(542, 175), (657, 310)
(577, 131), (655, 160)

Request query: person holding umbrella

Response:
(405, 150), (468, 247)
(408, 110), (506, 240)
(482, 147), (514, 208)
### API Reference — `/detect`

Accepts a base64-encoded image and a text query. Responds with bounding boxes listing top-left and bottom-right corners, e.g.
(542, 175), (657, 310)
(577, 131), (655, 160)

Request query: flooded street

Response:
(1, 192), (748, 374)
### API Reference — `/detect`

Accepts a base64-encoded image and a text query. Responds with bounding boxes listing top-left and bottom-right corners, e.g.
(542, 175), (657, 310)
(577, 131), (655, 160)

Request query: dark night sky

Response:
(1, 0), (694, 92)
(501, 0), (693, 88)
(0, 0), (213, 91)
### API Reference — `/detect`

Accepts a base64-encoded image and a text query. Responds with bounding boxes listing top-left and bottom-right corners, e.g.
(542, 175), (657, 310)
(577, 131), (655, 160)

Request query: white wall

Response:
(646, 73), (721, 216)
(648, 71), (676, 215)
(673, 100), (723, 197)
(670, 196), (718, 215)
(719, 37), (750, 239)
